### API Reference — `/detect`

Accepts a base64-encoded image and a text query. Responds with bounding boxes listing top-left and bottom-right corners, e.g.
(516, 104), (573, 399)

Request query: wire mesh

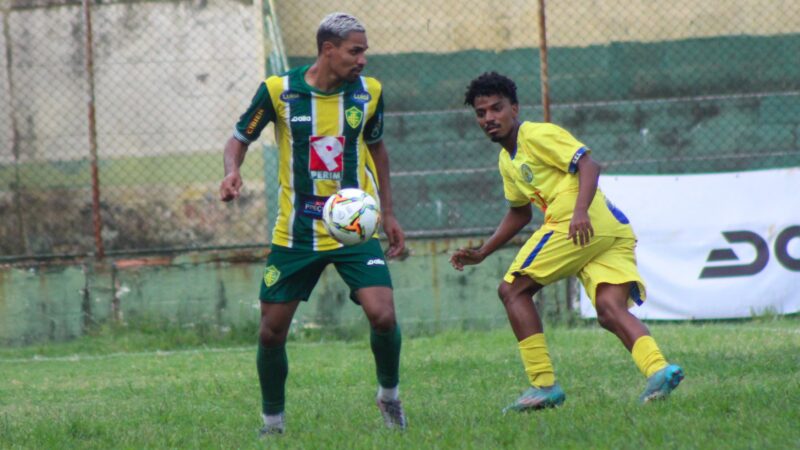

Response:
(2, 0), (798, 260)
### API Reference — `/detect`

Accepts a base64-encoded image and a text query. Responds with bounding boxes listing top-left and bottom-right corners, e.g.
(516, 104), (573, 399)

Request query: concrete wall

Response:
(275, 0), (799, 56)
(0, 238), (571, 346)
(0, 0), (265, 164)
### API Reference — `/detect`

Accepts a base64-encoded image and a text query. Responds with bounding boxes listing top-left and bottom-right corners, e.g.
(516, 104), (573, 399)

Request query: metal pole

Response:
(537, 0), (551, 123)
(82, 0), (104, 259)
(3, 8), (29, 255)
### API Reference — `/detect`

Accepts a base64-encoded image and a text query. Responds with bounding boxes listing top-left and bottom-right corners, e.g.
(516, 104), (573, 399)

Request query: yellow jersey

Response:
(498, 122), (634, 238)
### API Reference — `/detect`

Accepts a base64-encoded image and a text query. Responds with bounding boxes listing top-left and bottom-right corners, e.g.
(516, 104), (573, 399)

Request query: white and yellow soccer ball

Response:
(322, 188), (381, 246)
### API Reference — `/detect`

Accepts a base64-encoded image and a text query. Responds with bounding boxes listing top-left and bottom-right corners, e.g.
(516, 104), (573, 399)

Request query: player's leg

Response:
(257, 300), (300, 435)
(498, 275), (566, 412)
(333, 239), (406, 429)
(500, 229), (595, 412)
(257, 246), (327, 435)
(583, 238), (683, 403)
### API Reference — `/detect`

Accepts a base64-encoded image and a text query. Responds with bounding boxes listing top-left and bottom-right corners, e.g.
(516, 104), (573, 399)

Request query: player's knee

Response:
(259, 321), (289, 347)
(497, 281), (516, 305)
(595, 301), (621, 331)
(370, 309), (397, 332)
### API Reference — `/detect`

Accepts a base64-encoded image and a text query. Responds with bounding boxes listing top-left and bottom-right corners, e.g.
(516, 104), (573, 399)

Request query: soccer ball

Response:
(322, 188), (381, 246)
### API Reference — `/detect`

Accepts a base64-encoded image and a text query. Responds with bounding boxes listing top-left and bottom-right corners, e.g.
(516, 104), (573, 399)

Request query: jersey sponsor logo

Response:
(351, 90), (372, 104)
(298, 193), (327, 219)
(291, 115), (312, 123)
(366, 258), (386, 266)
(264, 265), (281, 287)
(309, 135), (345, 180)
(345, 106), (363, 129)
(699, 226), (800, 278)
(520, 164), (534, 183)
(246, 109), (264, 134)
(280, 90), (302, 103)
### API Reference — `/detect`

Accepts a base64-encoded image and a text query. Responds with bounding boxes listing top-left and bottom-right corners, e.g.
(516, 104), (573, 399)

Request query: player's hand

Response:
(219, 172), (243, 202)
(568, 209), (594, 246)
(382, 213), (406, 259)
(450, 248), (485, 271)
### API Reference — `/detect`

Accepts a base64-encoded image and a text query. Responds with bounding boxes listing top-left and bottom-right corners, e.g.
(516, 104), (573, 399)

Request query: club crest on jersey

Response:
(351, 90), (372, 104)
(309, 135), (345, 180)
(520, 164), (534, 183)
(264, 265), (280, 287)
(345, 106), (363, 129)
(280, 90), (302, 103)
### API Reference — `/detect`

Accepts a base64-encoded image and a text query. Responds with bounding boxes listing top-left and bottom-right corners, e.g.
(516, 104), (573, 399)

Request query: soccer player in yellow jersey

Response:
(219, 13), (406, 434)
(452, 72), (683, 412)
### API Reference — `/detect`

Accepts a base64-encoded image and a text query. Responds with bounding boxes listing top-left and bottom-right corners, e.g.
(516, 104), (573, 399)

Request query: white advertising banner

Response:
(579, 168), (800, 320)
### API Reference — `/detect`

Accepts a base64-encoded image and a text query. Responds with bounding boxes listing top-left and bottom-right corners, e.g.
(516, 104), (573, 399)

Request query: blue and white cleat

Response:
(640, 364), (684, 404)
(503, 383), (566, 413)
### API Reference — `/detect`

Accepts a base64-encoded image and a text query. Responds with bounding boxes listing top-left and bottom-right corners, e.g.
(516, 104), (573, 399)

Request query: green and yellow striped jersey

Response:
(233, 65), (385, 251)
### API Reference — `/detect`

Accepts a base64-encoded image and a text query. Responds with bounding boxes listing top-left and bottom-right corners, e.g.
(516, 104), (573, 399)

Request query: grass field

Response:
(1, 319), (799, 449)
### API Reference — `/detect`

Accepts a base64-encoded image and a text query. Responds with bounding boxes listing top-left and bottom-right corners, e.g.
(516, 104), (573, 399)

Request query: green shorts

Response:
(259, 239), (393, 303)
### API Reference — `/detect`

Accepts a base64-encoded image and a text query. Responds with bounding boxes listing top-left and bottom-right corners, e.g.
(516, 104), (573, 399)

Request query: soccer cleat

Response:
(258, 423), (284, 437)
(376, 398), (408, 430)
(639, 364), (684, 404)
(502, 383), (566, 413)
(258, 413), (285, 437)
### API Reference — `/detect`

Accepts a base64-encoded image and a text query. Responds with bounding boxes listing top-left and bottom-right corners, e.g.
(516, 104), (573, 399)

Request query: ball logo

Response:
(699, 226), (800, 278)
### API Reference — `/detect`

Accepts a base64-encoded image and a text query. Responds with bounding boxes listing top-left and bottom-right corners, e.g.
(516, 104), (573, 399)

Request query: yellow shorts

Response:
(503, 229), (646, 307)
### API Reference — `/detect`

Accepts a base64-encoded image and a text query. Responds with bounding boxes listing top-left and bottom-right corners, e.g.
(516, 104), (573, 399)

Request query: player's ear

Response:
(511, 102), (519, 117)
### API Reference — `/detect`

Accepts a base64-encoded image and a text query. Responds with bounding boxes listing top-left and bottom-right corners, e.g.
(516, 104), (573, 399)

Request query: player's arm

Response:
(219, 81), (276, 202)
(220, 137), (248, 201)
(450, 203), (532, 271)
(569, 153), (600, 246)
(367, 139), (405, 258)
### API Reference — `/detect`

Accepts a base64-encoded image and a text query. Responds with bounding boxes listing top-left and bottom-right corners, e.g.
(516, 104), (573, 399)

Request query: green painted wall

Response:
(0, 239), (572, 346)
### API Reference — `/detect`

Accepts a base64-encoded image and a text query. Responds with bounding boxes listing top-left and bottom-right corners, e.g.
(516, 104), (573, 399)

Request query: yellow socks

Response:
(631, 335), (668, 378)
(518, 333), (555, 388)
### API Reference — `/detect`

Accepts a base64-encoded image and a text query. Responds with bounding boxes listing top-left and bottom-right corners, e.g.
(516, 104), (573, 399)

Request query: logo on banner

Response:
(345, 106), (363, 129)
(699, 226), (800, 278)
(309, 136), (345, 180)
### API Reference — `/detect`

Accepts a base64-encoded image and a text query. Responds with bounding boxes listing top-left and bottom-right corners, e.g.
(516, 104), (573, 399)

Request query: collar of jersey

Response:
(286, 65), (361, 96)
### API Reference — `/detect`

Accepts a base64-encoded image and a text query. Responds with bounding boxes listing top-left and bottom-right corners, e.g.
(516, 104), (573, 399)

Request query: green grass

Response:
(1, 320), (799, 449)
(0, 151), (266, 190)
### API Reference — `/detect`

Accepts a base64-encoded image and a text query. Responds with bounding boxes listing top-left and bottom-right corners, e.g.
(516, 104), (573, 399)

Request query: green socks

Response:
(370, 325), (402, 388)
(257, 343), (288, 415)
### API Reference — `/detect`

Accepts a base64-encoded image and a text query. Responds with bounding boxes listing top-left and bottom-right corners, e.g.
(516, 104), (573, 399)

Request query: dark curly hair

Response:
(464, 72), (518, 107)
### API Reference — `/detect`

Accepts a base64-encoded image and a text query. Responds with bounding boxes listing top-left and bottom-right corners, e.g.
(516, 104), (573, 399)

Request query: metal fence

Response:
(2, 0), (799, 261)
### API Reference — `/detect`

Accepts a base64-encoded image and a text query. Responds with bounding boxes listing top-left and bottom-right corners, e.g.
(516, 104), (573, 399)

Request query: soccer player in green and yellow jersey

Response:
(219, 13), (407, 435)
(452, 72), (683, 412)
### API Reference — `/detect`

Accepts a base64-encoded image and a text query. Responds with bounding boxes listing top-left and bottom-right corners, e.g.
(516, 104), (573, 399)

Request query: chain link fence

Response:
(2, 0), (799, 260)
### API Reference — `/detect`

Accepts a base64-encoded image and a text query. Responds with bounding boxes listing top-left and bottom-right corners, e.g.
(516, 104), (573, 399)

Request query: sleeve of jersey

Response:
(525, 123), (589, 174)
(363, 92), (384, 144)
(499, 157), (529, 207)
(232, 81), (277, 144)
